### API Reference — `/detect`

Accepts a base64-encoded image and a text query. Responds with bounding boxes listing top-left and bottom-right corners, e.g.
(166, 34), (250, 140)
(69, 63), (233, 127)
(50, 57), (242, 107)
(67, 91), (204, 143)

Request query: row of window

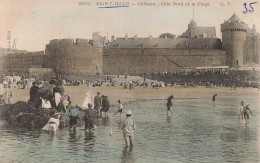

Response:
(114, 44), (210, 48)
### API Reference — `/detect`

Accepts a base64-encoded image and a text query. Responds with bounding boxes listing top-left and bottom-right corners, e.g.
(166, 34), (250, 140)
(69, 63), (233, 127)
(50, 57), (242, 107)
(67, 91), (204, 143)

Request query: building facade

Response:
(0, 14), (259, 78)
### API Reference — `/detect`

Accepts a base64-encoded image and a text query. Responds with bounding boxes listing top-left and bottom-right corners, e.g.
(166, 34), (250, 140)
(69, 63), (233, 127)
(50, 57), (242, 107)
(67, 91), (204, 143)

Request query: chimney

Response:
(149, 35), (152, 39)
(125, 33), (128, 40)
(134, 34), (137, 40)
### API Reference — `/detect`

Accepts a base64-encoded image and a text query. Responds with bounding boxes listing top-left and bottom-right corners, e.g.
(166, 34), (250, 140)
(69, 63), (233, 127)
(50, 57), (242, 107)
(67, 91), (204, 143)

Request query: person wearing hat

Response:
(114, 99), (124, 118)
(121, 110), (136, 147)
(166, 95), (174, 115)
(242, 103), (253, 125)
(84, 103), (97, 131)
(68, 105), (82, 132)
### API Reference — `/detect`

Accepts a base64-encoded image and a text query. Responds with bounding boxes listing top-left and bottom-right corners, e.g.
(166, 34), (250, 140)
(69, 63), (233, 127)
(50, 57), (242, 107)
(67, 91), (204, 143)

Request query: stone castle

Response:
(0, 14), (259, 78)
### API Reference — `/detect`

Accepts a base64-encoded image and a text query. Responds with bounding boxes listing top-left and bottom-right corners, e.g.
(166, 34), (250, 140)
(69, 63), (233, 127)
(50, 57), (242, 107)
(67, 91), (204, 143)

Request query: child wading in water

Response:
(121, 110), (136, 147)
(212, 94), (217, 107)
(242, 104), (253, 126)
(115, 99), (124, 118)
(167, 95), (174, 115)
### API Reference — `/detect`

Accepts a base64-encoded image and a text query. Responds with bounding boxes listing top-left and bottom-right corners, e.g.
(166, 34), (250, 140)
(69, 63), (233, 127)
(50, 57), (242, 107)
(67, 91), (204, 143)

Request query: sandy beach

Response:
(10, 86), (260, 107)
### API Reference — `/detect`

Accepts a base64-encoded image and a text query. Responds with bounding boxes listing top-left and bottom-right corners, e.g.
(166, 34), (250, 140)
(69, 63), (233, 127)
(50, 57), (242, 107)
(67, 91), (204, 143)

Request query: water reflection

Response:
(166, 115), (172, 124)
(68, 132), (82, 142)
(102, 116), (110, 126)
(0, 98), (259, 162)
(84, 131), (96, 141)
(83, 131), (96, 155)
(121, 146), (134, 163)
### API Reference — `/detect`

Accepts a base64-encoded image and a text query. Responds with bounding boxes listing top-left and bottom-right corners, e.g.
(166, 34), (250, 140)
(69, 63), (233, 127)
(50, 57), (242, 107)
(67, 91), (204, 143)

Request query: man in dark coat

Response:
(101, 96), (110, 116)
(94, 92), (102, 115)
(29, 82), (39, 104)
(85, 103), (96, 132)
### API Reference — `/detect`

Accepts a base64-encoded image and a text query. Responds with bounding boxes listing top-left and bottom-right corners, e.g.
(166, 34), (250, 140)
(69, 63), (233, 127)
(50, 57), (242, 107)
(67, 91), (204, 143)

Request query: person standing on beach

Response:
(212, 94), (217, 107)
(28, 82), (39, 104)
(115, 99), (124, 118)
(121, 110), (136, 147)
(129, 81), (133, 90)
(3, 84), (12, 104)
(69, 105), (82, 132)
(166, 95), (174, 115)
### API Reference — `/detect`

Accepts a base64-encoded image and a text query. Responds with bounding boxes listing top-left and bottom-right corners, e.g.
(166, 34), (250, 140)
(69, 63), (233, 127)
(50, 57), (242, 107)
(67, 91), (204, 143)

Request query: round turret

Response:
(221, 14), (248, 69)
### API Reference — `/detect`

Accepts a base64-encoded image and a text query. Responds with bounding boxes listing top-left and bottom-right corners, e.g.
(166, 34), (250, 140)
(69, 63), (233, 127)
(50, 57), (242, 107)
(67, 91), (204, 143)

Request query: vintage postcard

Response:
(0, 0), (260, 162)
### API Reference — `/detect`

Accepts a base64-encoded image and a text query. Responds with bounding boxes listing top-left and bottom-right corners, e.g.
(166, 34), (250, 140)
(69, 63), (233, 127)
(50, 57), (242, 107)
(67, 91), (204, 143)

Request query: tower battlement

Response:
(48, 39), (92, 46)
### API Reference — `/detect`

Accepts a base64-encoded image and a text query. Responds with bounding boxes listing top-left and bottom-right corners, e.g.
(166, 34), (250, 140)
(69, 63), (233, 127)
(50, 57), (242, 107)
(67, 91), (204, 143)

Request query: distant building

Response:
(0, 14), (259, 78)
(90, 32), (109, 49)
(180, 20), (216, 38)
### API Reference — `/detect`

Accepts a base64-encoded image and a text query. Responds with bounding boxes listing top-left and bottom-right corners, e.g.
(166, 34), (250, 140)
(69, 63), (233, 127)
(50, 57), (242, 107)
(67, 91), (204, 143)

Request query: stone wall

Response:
(103, 48), (226, 75)
(110, 37), (222, 49)
(243, 35), (260, 64)
(45, 39), (103, 77)
(0, 51), (45, 74)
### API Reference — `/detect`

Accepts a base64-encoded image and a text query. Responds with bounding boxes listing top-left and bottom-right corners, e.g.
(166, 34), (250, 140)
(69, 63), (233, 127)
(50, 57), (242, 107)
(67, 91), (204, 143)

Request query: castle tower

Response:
(221, 14), (248, 69)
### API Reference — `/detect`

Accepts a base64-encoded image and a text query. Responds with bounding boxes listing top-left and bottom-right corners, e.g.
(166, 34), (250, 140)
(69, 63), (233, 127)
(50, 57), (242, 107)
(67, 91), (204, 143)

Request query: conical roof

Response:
(229, 14), (241, 22)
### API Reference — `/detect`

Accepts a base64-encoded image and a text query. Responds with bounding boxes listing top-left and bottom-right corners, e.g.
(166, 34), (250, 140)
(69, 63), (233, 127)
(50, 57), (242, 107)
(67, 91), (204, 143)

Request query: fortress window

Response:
(140, 44), (143, 48)
(204, 44), (208, 48)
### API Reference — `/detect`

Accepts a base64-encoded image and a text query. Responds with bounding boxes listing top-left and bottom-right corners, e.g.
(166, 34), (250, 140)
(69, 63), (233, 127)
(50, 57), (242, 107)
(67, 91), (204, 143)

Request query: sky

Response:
(0, 0), (260, 51)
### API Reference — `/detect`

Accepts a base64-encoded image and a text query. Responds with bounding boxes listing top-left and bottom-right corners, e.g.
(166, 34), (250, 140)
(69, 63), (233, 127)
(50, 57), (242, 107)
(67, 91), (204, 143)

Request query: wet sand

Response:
(10, 86), (260, 106)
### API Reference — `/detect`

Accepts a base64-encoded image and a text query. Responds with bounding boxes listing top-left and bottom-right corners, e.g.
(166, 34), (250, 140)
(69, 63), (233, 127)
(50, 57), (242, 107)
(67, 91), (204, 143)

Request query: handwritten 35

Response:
(243, 2), (258, 14)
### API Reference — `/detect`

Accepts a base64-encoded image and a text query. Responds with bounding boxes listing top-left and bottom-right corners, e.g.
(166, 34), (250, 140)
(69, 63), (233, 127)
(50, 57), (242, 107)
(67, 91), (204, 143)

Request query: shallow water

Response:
(0, 97), (259, 162)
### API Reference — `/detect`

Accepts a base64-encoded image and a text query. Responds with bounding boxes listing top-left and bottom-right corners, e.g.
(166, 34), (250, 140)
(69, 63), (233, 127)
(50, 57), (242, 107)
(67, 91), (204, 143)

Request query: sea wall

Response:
(103, 48), (226, 75)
